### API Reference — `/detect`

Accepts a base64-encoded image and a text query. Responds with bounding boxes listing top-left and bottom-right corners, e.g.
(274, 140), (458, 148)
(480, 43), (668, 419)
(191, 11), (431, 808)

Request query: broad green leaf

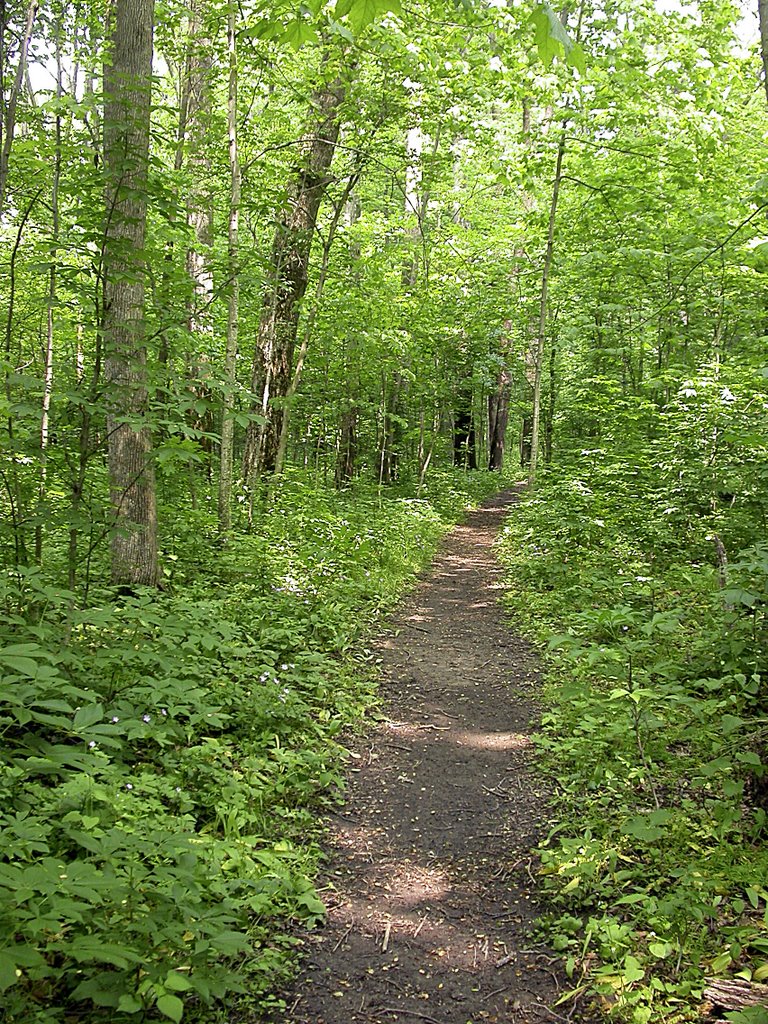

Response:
(117, 994), (144, 1013)
(721, 714), (746, 735)
(530, 4), (585, 72)
(164, 972), (193, 993)
(746, 887), (762, 909)
(0, 952), (18, 992)
(156, 994), (184, 1023)
(73, 704), (104, 730)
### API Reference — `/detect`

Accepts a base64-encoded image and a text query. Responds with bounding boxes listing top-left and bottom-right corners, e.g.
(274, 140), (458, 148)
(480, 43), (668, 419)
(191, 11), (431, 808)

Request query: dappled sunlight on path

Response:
(284, 490), (562, 1024)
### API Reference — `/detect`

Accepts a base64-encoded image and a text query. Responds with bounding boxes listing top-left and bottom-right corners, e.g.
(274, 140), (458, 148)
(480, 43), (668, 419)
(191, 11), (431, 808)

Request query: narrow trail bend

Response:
(286, 490), (559, 1024)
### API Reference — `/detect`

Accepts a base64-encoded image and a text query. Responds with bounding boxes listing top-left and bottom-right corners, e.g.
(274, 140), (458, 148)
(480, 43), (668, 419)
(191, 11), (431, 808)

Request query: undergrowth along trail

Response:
(0, 471), (503, 1024)
(496, 456), (768, 1024)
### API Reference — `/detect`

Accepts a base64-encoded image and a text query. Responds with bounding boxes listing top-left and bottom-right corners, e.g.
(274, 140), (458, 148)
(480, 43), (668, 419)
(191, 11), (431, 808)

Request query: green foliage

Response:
(498, 372), (768, 1020)
(0, 471), (494, 1023)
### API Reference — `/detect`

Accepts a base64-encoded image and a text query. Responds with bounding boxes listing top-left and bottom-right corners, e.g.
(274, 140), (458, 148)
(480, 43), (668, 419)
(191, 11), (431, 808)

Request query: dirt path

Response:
(286, 490), (559, 1024)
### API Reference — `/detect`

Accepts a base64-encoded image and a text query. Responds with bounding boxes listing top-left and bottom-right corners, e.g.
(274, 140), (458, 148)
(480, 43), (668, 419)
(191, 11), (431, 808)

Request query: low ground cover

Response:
(497, 404), (768, 1023)
(0, 469), (501, 1024)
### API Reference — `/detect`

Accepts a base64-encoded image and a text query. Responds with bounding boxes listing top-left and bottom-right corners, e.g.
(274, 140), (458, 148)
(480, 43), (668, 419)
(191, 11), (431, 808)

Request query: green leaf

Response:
(725, 1007), (768, 1023)
(621, 814), (668, 841)
(117, 994), (144, 1013)
(722, 714), (746, 735)
(73, 704), (104, 730)
(736, 751), (763, 767)
(746, 887), (762, 909)
(341, 0), (402, 32)
(156, 994), (184, 1023)
(0, 952), (18, 992)
(283, 19), (319, 50)
(209, 930), (251, 955)
(530, 3), (584, 71)
(164, 972), (193, 993)
(622, 954), (645, 984)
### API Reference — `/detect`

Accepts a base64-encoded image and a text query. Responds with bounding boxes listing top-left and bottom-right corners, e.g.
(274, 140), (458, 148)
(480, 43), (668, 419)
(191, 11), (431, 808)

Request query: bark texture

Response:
(218, 8), (240, 535)
(103, 0), (158, 587)
(243, 81), (344, 479)
(759, 0), (768, 106)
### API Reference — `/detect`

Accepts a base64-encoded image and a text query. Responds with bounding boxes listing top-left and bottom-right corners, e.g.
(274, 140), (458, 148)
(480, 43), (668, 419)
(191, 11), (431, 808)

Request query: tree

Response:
(242, 75), (346, 480)
(102, 0), (158, 587)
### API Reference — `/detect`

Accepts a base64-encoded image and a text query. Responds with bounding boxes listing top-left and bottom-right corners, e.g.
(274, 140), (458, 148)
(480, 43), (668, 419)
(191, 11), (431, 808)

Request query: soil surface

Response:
(285, 490), (562, 1024)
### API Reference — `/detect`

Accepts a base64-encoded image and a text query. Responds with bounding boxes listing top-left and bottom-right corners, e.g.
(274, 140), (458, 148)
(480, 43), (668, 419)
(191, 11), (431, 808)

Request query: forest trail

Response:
(283, 490), (561, 1024)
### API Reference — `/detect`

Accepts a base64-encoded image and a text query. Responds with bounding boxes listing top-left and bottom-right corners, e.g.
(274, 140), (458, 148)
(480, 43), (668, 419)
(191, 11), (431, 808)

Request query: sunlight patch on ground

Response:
(454, 730), (532, 751)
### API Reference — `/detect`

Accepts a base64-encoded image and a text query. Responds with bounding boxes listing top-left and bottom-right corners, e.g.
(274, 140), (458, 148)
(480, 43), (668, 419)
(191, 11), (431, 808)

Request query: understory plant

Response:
(497, 371), (768, 1024)
(0, 470), (501, 1024)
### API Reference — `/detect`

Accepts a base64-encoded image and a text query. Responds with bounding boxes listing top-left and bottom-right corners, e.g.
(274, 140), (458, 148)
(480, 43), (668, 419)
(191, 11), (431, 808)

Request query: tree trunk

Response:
(217, 7), (240, 536)
(273, 173), (360, 479)
(544, 336), (557, 463)
(703, 977), (768, 1014)
(759, 0), (768, 106)
(243, 79), (345, 480)
(335, 193), (362, 489)
(335, 404), (357, 488)
(0, 1), (38, 215)
(453, 391), (477, 470)
(183, 0), (215, 466)
(528, 129), (566, 490)
(103, 0), (158, 588)
(488, 321), (512, 471)
(35, 22), (63, 564)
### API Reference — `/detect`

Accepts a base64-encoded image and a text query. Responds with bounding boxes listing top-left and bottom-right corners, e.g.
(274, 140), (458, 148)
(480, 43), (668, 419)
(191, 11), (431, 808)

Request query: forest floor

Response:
(279, 489), (569, 1024)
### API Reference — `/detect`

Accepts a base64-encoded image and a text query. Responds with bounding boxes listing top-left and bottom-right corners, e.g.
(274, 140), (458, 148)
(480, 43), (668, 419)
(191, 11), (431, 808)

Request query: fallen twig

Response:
(413, 914), (428, 937)
(332, 924), (353, 952)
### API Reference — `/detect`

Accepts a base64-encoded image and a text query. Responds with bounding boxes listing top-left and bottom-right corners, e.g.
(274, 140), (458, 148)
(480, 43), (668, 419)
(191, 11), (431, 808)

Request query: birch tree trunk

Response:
(35, 22), (62, 564)
(528, 130), (565, 490)
(218, 8), (240, 536)
(103, 0), (158, 587)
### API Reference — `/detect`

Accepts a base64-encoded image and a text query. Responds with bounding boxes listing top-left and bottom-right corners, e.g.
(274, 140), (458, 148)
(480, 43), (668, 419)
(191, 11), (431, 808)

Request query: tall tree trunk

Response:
(243, 79), (345, 480)
(528, 129), (566, 490)
(488, 320), (512, 471)
(0, 1), (38, 215)
(36, 22), (63, 564)
(453, 389), (477, 470)
(544, 336), (557, 463)
(273, 173), (359, 478)
(335, 193), (362, 489)
(335, 405), (357, 488)
(218, 8), (240, 536)
(103, 0), (158, 588)
(183, 0), (214, 465)
(759, 0), (768, 105)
